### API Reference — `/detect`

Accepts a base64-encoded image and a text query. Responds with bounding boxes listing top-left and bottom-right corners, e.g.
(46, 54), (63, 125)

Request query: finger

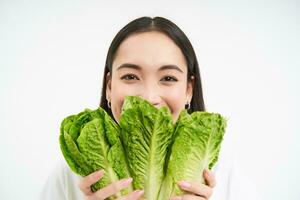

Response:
(92, 177), (133, 199)
(177, 180), (213, 198)
(203, 168), (216, 188)
(118, 190), (144, 200)
(170, 194), (205, 200)
(79, 170), (105, 195)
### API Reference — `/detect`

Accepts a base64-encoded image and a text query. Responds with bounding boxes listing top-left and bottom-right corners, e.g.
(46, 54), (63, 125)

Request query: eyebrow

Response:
(116, 63), (184, 73)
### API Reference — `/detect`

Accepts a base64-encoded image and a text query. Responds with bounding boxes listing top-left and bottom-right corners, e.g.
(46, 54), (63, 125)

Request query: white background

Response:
(1, 1), (299, 199)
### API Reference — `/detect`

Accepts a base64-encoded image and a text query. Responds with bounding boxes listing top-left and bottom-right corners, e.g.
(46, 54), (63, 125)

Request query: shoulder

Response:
(39, 157), (84, 200)
(210, 142), (262, 200)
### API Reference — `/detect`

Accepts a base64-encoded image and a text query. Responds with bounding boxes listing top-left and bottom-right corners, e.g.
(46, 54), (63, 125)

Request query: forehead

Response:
(113, 31), (187, 73)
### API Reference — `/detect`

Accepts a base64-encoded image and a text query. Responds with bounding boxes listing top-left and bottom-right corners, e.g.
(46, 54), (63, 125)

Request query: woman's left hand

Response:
(170, 168), (216, 200)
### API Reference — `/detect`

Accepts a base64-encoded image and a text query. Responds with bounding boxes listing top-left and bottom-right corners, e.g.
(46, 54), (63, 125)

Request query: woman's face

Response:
(106, 31), (194, 123)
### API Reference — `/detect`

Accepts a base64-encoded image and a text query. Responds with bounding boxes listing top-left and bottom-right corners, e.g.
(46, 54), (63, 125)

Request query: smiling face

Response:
(106, 31), (194, 123)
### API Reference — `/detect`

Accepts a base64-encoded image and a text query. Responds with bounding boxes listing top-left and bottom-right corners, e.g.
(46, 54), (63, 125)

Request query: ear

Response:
(106, 72), (112, 101)
(186, 76), (195, 103)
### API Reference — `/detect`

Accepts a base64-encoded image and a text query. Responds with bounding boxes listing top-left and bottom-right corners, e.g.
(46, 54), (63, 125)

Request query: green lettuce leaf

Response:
(158, 110), (227, 199)
(120, 96), (175, 200)
(59, 108), (132, 195)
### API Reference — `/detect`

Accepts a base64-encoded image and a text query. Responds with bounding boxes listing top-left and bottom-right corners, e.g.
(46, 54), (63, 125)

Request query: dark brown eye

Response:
(121, 74), (139, 80)
(161, 76), (178, 82)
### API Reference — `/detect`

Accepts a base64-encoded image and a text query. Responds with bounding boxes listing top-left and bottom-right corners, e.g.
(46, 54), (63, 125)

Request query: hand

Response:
(79, 169), (144, 200)
(170, 168), (216, 200)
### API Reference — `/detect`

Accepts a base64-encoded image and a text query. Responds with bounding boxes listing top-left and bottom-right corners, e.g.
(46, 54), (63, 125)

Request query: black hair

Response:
(99, 16), (205, 119)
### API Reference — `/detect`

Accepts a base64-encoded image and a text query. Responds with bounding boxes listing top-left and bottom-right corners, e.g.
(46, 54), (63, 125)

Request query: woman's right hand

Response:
(79, 170), (144, 200)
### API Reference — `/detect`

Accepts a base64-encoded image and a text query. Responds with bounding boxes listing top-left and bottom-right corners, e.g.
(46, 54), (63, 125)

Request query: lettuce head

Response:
(59, 96), (226, 200)
(59, 107), (132, 196)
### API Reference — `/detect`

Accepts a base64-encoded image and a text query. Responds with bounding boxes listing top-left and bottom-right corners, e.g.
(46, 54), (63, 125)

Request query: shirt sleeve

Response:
(226, 160), (262, 200)
(39, 159), (84, 200)
(210, 146), (262, 200)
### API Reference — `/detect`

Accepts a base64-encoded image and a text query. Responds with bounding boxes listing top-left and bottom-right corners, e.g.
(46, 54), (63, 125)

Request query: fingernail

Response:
(121, 177), (133, 186)
(135, 190), (144, 196)
(178, 181), (191, 189)
(95, 169), (104, 176)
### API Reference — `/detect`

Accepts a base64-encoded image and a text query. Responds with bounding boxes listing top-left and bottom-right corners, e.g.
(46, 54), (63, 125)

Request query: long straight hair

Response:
(99, 17), (205, 119)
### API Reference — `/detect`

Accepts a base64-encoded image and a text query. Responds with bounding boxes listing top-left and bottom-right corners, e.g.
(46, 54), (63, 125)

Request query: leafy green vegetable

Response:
(158, 110), (226, 199)
(59, 96), (226, 200)
(120, 96), (174, 200)
(59, 108), (132, 196)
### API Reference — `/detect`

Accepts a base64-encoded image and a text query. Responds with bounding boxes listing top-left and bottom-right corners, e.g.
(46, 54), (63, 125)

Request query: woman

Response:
(41, 17), (260, 200)
(85, 16), (214, 200)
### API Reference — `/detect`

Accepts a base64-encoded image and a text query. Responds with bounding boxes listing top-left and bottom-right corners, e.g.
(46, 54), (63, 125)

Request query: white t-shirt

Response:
(40, 146), (261, 200)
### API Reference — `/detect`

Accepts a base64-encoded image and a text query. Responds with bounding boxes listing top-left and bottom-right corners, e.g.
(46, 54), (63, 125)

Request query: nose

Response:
(139, 85), (162, 108)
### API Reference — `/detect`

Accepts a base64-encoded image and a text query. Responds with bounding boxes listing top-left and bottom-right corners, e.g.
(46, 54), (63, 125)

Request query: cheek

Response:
(110, 84), (126, 122)
(163, 85), (188, 119)
(110, 82), (141, 122)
